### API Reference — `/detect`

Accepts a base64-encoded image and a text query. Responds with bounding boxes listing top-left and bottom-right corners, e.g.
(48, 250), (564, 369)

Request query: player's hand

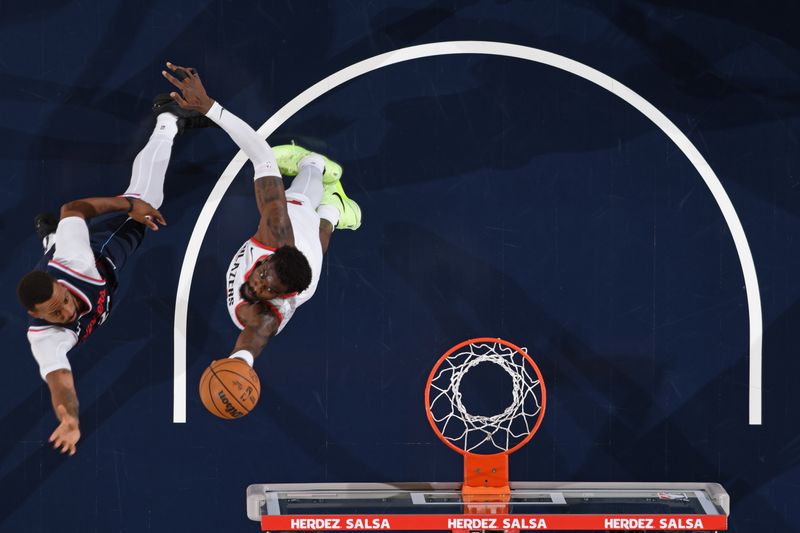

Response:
(49, 405), (80, 456)
(162, 61), (215, 114)
(129, 198), (166, 231)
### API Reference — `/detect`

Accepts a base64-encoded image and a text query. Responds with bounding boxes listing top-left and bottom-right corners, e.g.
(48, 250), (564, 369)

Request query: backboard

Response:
(247, 482), (729, 531)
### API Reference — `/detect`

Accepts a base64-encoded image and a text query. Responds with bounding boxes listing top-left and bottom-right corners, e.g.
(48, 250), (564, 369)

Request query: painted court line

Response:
(173, 41), (762, 425)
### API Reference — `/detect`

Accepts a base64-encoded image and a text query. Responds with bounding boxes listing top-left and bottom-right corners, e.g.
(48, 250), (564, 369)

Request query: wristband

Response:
(124, 197), (135, 213)
(229, 350), (254, 367)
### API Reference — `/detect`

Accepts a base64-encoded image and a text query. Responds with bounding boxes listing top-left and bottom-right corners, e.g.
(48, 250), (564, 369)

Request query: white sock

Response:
(205, 101), (280, 179)
(42, 234), (55, 253)
(286, 155), (324, 207)
(317, 204), (340, 228)
(122, 113), (178, 209)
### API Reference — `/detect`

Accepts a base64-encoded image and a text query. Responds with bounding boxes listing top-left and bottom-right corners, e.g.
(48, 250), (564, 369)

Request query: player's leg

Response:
(318, 219), (334, 255)
(315, 176), (361, 254)
(33, 109), (180, 265)
(87, 107), (182, 275)
(124, 89), (218, 207)
(93, 95), (217, 273)
(121, 111), (179, 209)
(286, 154), (325, 207)
(273, 143), (343, 184)
(282, 150), (358, 254)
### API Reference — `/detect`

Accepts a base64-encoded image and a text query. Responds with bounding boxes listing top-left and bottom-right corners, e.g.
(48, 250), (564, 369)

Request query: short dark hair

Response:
(271, 245), (312, 294)
(17, 270), (56, 310)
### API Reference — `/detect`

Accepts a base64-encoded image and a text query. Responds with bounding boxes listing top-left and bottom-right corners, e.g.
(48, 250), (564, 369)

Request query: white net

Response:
(427, 340), (543, 454)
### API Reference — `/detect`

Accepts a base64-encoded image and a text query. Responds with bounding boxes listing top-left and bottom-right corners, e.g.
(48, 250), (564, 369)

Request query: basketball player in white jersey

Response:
(16, 80), (217, 455)
(161, 63), (361, 373)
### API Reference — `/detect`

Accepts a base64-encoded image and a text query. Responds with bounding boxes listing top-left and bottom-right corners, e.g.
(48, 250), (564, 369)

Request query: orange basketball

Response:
(198, 358), (261, 419)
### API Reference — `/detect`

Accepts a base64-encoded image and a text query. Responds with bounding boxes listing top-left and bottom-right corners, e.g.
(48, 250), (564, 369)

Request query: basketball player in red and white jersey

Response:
(161, 63), (361, 374)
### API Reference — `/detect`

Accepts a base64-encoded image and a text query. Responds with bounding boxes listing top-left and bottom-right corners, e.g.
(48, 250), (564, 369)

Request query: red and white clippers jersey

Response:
(225, 194), (323, 334)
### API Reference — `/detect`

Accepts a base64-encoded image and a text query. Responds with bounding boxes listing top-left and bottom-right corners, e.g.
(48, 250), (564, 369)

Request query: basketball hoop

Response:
(425, 338), (546, 532)
(249, 337), (729, 532)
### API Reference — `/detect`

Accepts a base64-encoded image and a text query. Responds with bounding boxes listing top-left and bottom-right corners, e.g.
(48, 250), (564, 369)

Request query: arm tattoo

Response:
(254, 177), (294, 247)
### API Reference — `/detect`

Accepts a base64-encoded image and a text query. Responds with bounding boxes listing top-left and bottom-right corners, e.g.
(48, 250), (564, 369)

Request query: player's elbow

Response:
(60, 202), (77, 218)
(60, 200), (88, 219)
(45, 368), (79, 401)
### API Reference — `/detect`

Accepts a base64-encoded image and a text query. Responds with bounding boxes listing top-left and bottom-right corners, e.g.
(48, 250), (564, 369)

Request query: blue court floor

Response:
(1, 2), (799, 532)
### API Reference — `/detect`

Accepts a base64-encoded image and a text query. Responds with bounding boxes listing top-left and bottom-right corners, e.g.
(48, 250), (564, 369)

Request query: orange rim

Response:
(424, 337), (547, 457)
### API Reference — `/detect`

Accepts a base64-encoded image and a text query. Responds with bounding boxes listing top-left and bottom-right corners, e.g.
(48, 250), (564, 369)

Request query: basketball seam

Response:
(206, 374), (228, 419)
(214, 370), (259, 393)
(212, 359), (260, 385)
(209, 364), (252, 414)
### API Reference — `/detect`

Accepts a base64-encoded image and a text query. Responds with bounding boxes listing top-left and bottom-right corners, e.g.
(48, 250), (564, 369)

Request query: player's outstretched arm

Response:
(232, 304), (280, 361)
(61, 197), (166, 231)
(45, 369), (80, 455)
(162, 61), (293, 248)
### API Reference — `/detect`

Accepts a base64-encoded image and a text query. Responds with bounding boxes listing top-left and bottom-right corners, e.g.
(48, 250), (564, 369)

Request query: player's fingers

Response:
(170, 91), (189, 108)
(177, 65), (196, 78)
(162, 69), (186, 89)
(177, 66), (196, 78)
(153, 210), (167, 226)
(167, 61), (195, 78)
(69, 446), (76, 456)
(143, 215), (158, 231)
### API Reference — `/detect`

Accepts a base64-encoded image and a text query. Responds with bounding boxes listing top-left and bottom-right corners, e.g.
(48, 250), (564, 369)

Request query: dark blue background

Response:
(1, 1), (798, 531)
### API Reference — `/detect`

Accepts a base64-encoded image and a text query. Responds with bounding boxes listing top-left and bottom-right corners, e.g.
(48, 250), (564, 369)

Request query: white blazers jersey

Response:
(226, 194), (323, 334)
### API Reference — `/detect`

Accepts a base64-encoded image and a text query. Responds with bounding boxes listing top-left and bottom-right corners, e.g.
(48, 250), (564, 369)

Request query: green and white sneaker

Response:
(272, 142), (342, 184)
(321, 180), (362, 230)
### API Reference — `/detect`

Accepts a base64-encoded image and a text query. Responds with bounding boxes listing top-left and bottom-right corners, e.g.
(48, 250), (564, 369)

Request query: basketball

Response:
(198, 358), (261, 419)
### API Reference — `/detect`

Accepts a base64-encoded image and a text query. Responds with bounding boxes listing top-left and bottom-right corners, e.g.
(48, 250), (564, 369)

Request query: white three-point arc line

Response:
(172, 41), (763, 425)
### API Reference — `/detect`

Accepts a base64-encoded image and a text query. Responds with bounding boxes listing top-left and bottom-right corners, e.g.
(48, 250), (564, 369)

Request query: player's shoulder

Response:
(247, 236), (277, 254)
(231, 237), (275, 268)
(47, 259), (104, 286)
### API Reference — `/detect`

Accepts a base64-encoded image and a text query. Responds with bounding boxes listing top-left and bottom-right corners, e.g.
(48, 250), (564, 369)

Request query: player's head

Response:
(240, 245), (312, 303)
(17, 270), (80, 324)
